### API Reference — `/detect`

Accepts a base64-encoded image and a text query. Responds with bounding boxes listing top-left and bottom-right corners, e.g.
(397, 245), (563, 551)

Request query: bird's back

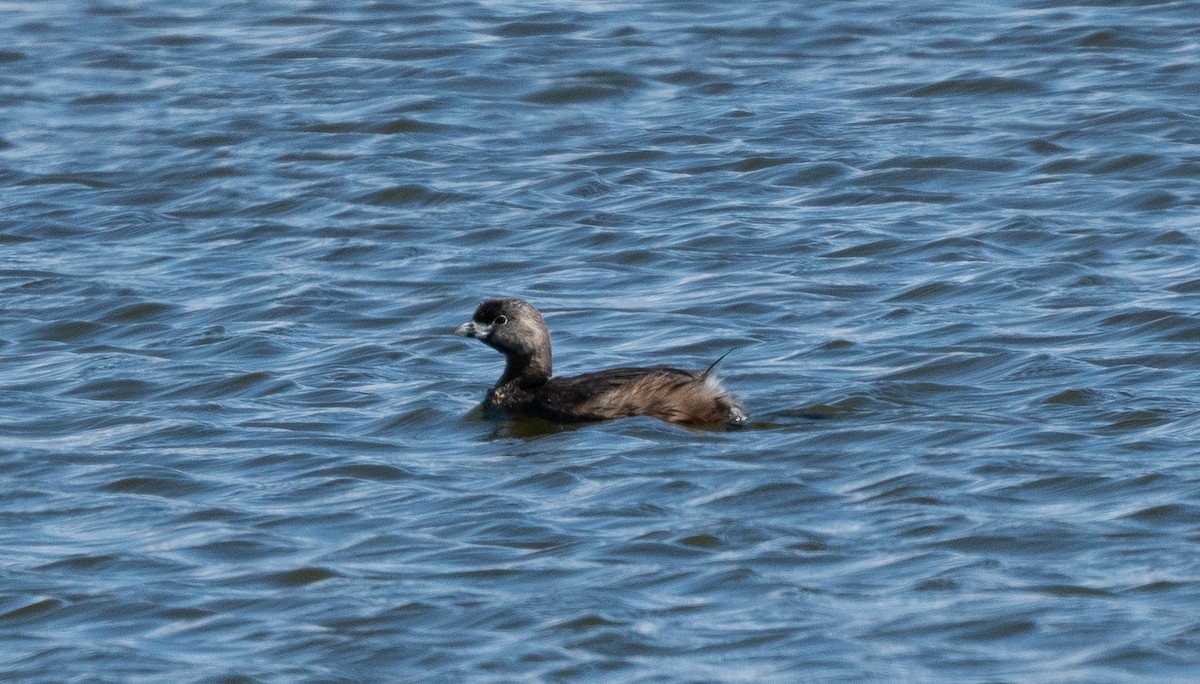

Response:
(523, 366), (746, 426)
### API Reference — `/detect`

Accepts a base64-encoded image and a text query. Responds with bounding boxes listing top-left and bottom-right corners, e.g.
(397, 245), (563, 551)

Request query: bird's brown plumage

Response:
(454, 298), (746, 427)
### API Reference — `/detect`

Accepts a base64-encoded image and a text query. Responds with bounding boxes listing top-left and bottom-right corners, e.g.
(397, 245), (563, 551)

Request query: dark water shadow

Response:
(461, 403), (761, 441)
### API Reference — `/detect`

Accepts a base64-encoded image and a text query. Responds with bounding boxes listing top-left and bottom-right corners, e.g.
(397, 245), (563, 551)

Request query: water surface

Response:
(2, 1), (1199, 681)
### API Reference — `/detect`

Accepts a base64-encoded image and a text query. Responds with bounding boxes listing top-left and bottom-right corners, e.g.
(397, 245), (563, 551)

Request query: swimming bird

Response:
(454, 298), (747, 427)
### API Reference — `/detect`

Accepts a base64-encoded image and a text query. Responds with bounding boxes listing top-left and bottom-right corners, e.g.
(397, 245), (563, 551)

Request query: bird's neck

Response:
(499, 351), (551, 387)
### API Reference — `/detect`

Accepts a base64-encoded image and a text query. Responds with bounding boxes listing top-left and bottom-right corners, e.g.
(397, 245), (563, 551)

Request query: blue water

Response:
(2, 1), (1199, 681)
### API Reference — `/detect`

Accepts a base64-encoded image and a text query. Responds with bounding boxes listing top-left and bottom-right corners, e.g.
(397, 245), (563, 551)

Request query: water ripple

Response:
(2, 0), (1199, 681)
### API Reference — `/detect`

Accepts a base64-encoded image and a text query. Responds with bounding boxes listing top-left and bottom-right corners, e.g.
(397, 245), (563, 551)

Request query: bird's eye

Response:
(494, 315), (507, 326)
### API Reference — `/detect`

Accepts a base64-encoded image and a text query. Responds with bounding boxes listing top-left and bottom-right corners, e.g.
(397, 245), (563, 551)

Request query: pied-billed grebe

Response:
(454, 298), (747, 427)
